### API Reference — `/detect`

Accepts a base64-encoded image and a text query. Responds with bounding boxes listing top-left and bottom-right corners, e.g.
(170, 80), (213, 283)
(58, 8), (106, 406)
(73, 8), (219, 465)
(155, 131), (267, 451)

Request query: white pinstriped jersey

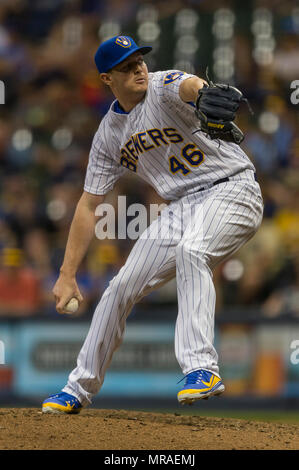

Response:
(84, 70), (256, 200)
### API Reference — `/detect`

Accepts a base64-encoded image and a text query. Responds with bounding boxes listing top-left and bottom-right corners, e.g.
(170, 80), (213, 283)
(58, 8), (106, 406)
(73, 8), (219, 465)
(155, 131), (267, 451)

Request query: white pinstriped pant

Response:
(63, 170), (263, 406)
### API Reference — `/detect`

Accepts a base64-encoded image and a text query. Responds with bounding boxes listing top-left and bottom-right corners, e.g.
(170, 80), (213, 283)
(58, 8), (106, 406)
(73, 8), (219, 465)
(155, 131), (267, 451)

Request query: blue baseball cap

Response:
(94, 35), (152, 74)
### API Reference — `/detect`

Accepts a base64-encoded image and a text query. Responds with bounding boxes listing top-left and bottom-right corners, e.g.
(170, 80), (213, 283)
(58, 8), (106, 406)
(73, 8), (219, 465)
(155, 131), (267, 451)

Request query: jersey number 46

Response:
(169, 143), (204, 175)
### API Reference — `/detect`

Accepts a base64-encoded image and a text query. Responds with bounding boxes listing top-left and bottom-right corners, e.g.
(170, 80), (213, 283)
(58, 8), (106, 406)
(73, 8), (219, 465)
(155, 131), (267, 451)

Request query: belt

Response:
(198, 172), (258, 192)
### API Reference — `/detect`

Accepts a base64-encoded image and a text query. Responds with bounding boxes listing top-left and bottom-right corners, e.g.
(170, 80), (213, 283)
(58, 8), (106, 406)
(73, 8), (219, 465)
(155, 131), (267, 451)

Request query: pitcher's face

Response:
(101, 53), (149, 99)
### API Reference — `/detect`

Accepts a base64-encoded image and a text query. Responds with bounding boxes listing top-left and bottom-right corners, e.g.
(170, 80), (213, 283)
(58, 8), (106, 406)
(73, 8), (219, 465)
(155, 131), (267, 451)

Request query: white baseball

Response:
(65, 297), (79, 314)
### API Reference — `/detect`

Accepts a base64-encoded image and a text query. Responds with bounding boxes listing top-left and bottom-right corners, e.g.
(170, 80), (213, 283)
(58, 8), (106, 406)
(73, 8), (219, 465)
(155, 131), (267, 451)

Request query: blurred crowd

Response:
(0, 0), (298, 318)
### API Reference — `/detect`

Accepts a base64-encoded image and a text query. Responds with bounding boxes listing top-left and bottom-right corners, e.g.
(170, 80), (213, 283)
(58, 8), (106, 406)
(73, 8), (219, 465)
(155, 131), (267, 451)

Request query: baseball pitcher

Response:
(42, 36), (263, 414)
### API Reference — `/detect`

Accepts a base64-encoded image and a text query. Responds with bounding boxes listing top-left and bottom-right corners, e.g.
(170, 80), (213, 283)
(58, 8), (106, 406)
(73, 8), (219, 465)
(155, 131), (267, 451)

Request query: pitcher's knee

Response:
(107, 268), (140, 305)
(176, 241), (210, 267)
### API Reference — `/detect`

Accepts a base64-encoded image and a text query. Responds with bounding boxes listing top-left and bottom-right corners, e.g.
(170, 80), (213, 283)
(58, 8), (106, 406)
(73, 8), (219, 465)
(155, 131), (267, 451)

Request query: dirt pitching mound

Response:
(0, 408), (298, 450)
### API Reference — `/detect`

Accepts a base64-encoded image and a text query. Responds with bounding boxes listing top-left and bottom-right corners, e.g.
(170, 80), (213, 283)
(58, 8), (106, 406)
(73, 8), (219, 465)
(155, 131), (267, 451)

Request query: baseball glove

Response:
(195, 69), (251, 144)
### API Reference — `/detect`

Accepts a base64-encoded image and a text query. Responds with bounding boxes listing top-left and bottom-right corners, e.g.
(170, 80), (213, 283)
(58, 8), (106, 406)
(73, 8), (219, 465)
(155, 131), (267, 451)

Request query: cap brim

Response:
(108, 46), (152, 72)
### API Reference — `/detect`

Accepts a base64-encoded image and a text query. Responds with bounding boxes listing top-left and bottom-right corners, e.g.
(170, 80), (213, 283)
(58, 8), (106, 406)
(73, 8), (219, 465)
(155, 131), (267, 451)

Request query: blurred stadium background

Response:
(0, 0), (298, 417)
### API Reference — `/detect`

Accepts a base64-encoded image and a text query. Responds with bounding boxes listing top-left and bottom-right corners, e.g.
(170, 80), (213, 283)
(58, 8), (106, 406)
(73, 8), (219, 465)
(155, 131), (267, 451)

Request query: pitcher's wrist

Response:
(59, 265), (77, 278)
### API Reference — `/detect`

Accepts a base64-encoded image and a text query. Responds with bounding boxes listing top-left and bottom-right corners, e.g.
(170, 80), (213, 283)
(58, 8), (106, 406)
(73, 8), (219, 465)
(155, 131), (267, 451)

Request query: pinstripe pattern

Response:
(61, 70), (263, 406)
(174, 181), (262, 375)
(63, 176), (263, 405)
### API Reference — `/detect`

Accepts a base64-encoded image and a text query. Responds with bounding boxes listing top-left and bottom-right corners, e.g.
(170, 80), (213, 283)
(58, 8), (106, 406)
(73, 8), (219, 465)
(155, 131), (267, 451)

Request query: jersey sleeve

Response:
(154, 70), (196, 107)
(84, 123), (125, 195)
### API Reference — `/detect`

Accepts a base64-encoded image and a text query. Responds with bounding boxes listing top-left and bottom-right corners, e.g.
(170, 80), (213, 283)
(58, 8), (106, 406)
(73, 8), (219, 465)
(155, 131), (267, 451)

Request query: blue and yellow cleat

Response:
(42, 392), (82, 414)
(177, 369), (225, 405)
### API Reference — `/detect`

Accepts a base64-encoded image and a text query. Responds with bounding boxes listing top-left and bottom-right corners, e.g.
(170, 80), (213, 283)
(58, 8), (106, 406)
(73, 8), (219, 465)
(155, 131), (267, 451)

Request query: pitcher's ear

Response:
(99, 73), (112, 86)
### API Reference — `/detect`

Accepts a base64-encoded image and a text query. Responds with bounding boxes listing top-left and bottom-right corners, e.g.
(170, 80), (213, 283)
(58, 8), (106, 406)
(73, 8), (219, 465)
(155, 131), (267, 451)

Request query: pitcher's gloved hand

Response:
(195, 69), (252, 144)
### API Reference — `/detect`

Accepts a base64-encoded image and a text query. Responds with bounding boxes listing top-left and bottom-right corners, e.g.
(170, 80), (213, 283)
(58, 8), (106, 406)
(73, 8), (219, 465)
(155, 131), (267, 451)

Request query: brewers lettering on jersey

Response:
(42, 36), (263, 414)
